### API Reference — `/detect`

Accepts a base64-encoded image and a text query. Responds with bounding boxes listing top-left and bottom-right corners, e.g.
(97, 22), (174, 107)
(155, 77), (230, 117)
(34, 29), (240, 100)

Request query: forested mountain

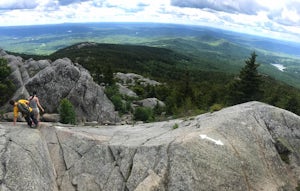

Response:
(9, 42), (300, 121)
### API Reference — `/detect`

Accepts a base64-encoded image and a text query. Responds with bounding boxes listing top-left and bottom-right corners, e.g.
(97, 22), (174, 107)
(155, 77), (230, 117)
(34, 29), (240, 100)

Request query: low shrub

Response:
(134, 107), (154, 122)
(209, 103), (224, 112)
(172, 123), (179, 129)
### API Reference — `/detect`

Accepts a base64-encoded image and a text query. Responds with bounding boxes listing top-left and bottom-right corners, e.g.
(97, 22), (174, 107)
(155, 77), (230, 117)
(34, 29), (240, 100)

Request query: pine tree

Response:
(59, 98), (76, 124)
(0, 58), (15, 106)
(228, 52), (262, 104)
(103, 65), (115, 86)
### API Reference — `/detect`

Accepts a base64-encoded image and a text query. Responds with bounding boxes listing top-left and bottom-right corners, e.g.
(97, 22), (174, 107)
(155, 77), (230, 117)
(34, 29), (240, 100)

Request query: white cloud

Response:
(170, 0), (265, 15)
(0, 0), (39, 9)
(0, 0), (299, 42)
(272, 7), (300, 26)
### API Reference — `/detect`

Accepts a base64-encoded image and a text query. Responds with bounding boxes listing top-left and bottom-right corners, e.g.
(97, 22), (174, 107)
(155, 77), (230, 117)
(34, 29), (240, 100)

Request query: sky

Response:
(0, 0), (300, 42)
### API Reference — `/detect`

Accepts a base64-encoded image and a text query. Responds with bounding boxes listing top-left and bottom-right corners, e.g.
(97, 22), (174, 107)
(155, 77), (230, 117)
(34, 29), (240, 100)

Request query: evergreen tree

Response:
(134, 107), (154, 122)
(183, 69), (192, 98)
(103, 65), (115, 86)
(0, 58), (15, 106)
(227, 52), (262, 104)
(0, 58), (10, 81)
(59, 98), (76, 124)
(93, 63), (103, 84)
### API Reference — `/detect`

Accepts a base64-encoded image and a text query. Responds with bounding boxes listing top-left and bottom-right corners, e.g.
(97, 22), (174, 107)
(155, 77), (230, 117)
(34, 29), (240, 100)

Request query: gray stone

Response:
(115, 72), (161, 86)
(25, 58), (51, 77)
(1, 53), (119, 123)
(0, 124), (58, 191)
(0, 48), (7, 56)
(1, 112), (26, 122)
(42, 113), (60, 122)
(116, 83), (138, 98)
(136, 97), (166, 109)
(84, 121), (99, 126)
(0, 101), (299, 191)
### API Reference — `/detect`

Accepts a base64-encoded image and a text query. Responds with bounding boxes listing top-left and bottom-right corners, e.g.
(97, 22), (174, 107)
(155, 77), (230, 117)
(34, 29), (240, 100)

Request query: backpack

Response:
(17, 102), (30, 115)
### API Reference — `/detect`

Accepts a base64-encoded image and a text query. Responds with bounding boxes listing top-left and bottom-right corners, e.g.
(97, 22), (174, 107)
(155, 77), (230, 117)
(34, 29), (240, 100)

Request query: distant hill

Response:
(2, 23), (300, 88)
(14, 42), (188, 81)
(1, 22), (299, 56)
(51, 42), (188, 76)
(13, 42), (232, 84)
(148, 38), (300, 89)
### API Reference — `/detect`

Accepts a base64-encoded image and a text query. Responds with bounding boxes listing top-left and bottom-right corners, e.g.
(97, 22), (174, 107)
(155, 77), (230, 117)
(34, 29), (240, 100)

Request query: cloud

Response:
(0, 0), (39, 10)
(170, 0), (300, 42)
(170, 0), (265, 15)
(98, 0), (151, 13)
(266, 1), (300, 26)
(58, 0), (90, 6)
(288, 1), (300, 14)
(0, 0), (299, 42)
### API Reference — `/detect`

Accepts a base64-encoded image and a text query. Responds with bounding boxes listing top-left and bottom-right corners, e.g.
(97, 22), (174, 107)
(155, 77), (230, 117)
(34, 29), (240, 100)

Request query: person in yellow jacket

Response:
(9, 99), (39, 128)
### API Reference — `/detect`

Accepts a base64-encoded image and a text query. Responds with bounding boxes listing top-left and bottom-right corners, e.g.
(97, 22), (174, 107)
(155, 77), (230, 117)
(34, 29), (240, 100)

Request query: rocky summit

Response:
(0, 49), (118, 123)
(0, 101), (299, 191)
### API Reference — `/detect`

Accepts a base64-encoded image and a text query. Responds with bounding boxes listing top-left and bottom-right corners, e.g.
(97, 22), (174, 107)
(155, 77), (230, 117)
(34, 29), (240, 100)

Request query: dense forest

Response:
(4, 43), (300, 121)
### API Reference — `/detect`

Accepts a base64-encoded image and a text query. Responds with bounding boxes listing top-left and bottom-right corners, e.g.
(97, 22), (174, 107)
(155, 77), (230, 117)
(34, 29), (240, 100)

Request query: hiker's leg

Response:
(24, 115), (32, 127)
(31, 113), (38, 126)
(32, 108), (39, 122)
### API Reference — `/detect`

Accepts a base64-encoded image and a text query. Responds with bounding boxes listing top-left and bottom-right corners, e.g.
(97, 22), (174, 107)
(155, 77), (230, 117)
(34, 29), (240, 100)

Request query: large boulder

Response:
(115, 72), (161, 86)
(1, 50), (119, 123)
(135, 97), (165, 108)
(116, 83), (138, 98)
(0, 101), (299, 191)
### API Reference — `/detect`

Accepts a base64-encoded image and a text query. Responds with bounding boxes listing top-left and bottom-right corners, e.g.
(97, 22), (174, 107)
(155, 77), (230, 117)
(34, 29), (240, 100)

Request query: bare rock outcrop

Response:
(115, 72), (160, 86)
(116, 83), (138, 98)
(0, 126), (58, 190)
(1, 50), (119, 123)
(0, 101), (299, 190)
(135, 97), (166, 108)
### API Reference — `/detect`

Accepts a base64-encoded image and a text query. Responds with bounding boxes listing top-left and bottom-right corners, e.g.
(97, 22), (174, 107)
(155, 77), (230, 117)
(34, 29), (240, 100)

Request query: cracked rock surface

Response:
(0, 101), (299, 191)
